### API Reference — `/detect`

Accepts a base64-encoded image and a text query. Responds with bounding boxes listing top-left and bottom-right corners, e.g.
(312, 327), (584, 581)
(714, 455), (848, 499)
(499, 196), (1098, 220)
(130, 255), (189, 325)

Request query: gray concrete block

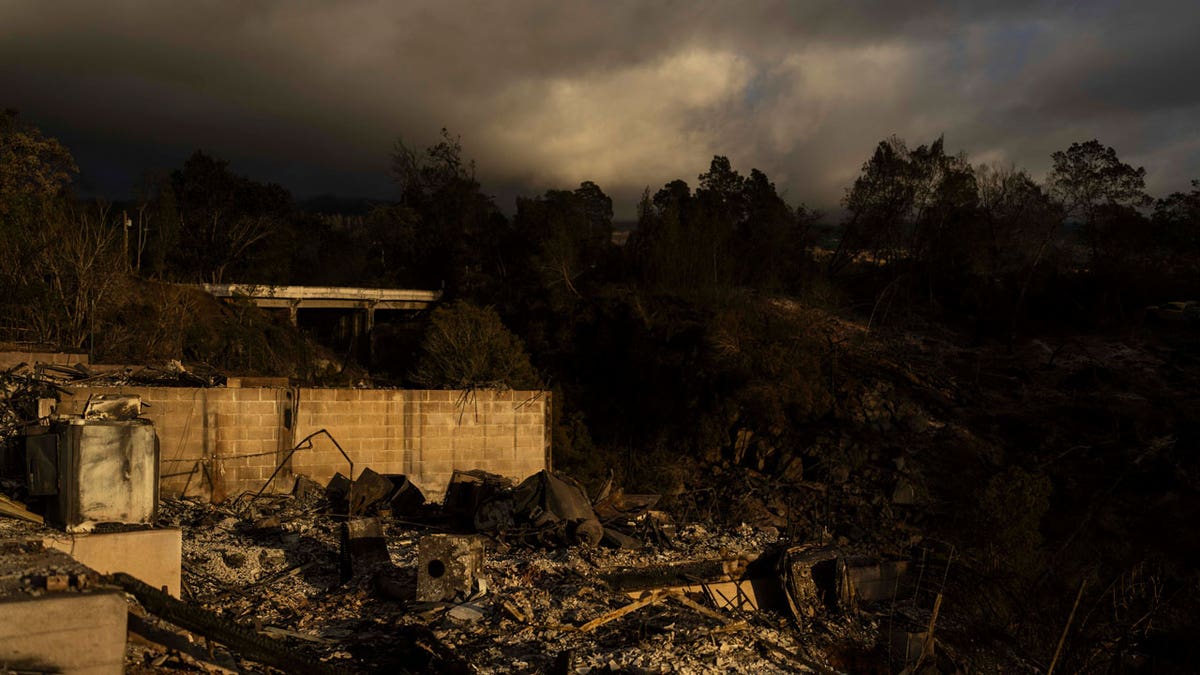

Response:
(417, 534), (485, 602)
(44, 527), (182, 597)
(0, 591), (127, 675)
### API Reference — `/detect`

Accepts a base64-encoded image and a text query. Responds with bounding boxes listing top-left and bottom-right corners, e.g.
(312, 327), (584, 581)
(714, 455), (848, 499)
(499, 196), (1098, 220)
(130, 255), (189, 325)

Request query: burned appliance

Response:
(23, 395), (159, 532)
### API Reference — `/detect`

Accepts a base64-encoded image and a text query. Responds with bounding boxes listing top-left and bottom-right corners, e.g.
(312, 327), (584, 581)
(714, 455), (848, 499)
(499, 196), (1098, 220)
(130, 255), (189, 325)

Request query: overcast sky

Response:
(2, 0), (1197, 217)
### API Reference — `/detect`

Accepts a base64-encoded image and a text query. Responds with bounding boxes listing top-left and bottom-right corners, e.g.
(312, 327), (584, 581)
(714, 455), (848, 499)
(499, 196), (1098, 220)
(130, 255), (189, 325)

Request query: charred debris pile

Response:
(1, 358), (222, 432)
(134, 462), (964, 674)
(0, 356), (963, 673)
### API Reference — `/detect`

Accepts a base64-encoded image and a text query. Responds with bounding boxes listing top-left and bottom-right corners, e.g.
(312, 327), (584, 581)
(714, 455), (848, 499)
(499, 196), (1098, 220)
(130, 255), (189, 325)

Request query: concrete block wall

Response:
(290, 389), (550, 501)
(0, 592), (128, 675)
(0, 350), (88, 371)
(56, 387), (549, 503)
(57, 387), (294, 503)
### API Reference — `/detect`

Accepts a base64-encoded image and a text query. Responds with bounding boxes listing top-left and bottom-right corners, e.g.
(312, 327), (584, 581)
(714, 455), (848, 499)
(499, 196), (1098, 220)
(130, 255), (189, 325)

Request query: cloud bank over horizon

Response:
(2, 0), (1197, 217)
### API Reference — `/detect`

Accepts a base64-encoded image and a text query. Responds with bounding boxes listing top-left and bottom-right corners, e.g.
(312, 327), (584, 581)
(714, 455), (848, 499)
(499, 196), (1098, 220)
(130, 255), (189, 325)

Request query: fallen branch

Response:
(1047, 578), (1087, 675)
(911, 591), (942, 672)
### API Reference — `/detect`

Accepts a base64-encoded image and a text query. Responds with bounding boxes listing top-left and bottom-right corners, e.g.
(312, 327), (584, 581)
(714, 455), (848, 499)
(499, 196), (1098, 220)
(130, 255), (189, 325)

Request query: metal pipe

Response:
(242, 428), (353, 512)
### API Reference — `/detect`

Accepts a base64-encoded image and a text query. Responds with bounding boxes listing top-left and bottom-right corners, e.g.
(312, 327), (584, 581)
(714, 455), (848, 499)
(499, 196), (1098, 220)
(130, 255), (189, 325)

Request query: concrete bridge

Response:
(200, 284), (441, 330)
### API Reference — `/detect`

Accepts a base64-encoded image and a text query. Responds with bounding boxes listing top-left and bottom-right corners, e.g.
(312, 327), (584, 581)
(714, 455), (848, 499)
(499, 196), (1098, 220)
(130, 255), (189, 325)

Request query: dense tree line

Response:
(3, 109), (1199, 469)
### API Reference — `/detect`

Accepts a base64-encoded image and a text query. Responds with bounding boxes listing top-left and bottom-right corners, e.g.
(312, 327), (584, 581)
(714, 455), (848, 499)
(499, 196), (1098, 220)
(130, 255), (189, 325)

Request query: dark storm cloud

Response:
(1, 0), (1197, 214)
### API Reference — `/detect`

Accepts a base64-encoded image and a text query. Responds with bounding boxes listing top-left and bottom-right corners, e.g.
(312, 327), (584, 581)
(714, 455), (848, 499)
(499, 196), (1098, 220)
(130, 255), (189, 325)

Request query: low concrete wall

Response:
(0, 592), (127, 675)
(0, 350), (88, 371)
(43, 528), (183, 598)
(57, 388), (550, 503)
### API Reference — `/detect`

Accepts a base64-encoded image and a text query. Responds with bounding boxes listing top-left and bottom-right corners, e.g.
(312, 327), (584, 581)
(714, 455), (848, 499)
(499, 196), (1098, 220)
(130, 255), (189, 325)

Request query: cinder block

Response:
(0, 592), (128, 675)
(416, 534), (485, 602)
(518, 462), (546, 477)
(486, 446), (513, 461)
(489, 424), (517, 438)
(488, 460), (515, 474)
(340, 517), (391, 580)
(419, 427), (452, 442)
(424, 460), (454, 475)
(298, 388), (329, 402)
(246, 425), (275, 441)
(234, 401), (263, 416)
(215, 426), (244, 442)
(43, 528), (183, 598)
(259, 400), (281, 416)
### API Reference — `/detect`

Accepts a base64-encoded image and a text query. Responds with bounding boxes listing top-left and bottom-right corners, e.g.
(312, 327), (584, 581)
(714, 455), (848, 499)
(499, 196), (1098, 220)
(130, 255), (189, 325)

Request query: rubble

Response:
(2, 359), (225, 395)
(0, 366), (968, 674)
(152, 477), (901, 673)
(417, 534), (486, 603)
(81, 393), (144, 420)
(444, 469), (513, 528)
(508, 470), (604, 546)
(347, 468), (394, 516)
(339, 517), (390, 581)
(781, 545), (841, 620)
(0, 460), (982, 674)
(113, 571), (339, 675)
(0, 377), (966, 674)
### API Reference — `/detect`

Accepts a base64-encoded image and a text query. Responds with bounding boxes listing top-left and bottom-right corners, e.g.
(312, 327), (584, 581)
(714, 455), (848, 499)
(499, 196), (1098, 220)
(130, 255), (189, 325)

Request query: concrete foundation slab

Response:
(0, 591), (128, 675)
(44, 527), (182, 597)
